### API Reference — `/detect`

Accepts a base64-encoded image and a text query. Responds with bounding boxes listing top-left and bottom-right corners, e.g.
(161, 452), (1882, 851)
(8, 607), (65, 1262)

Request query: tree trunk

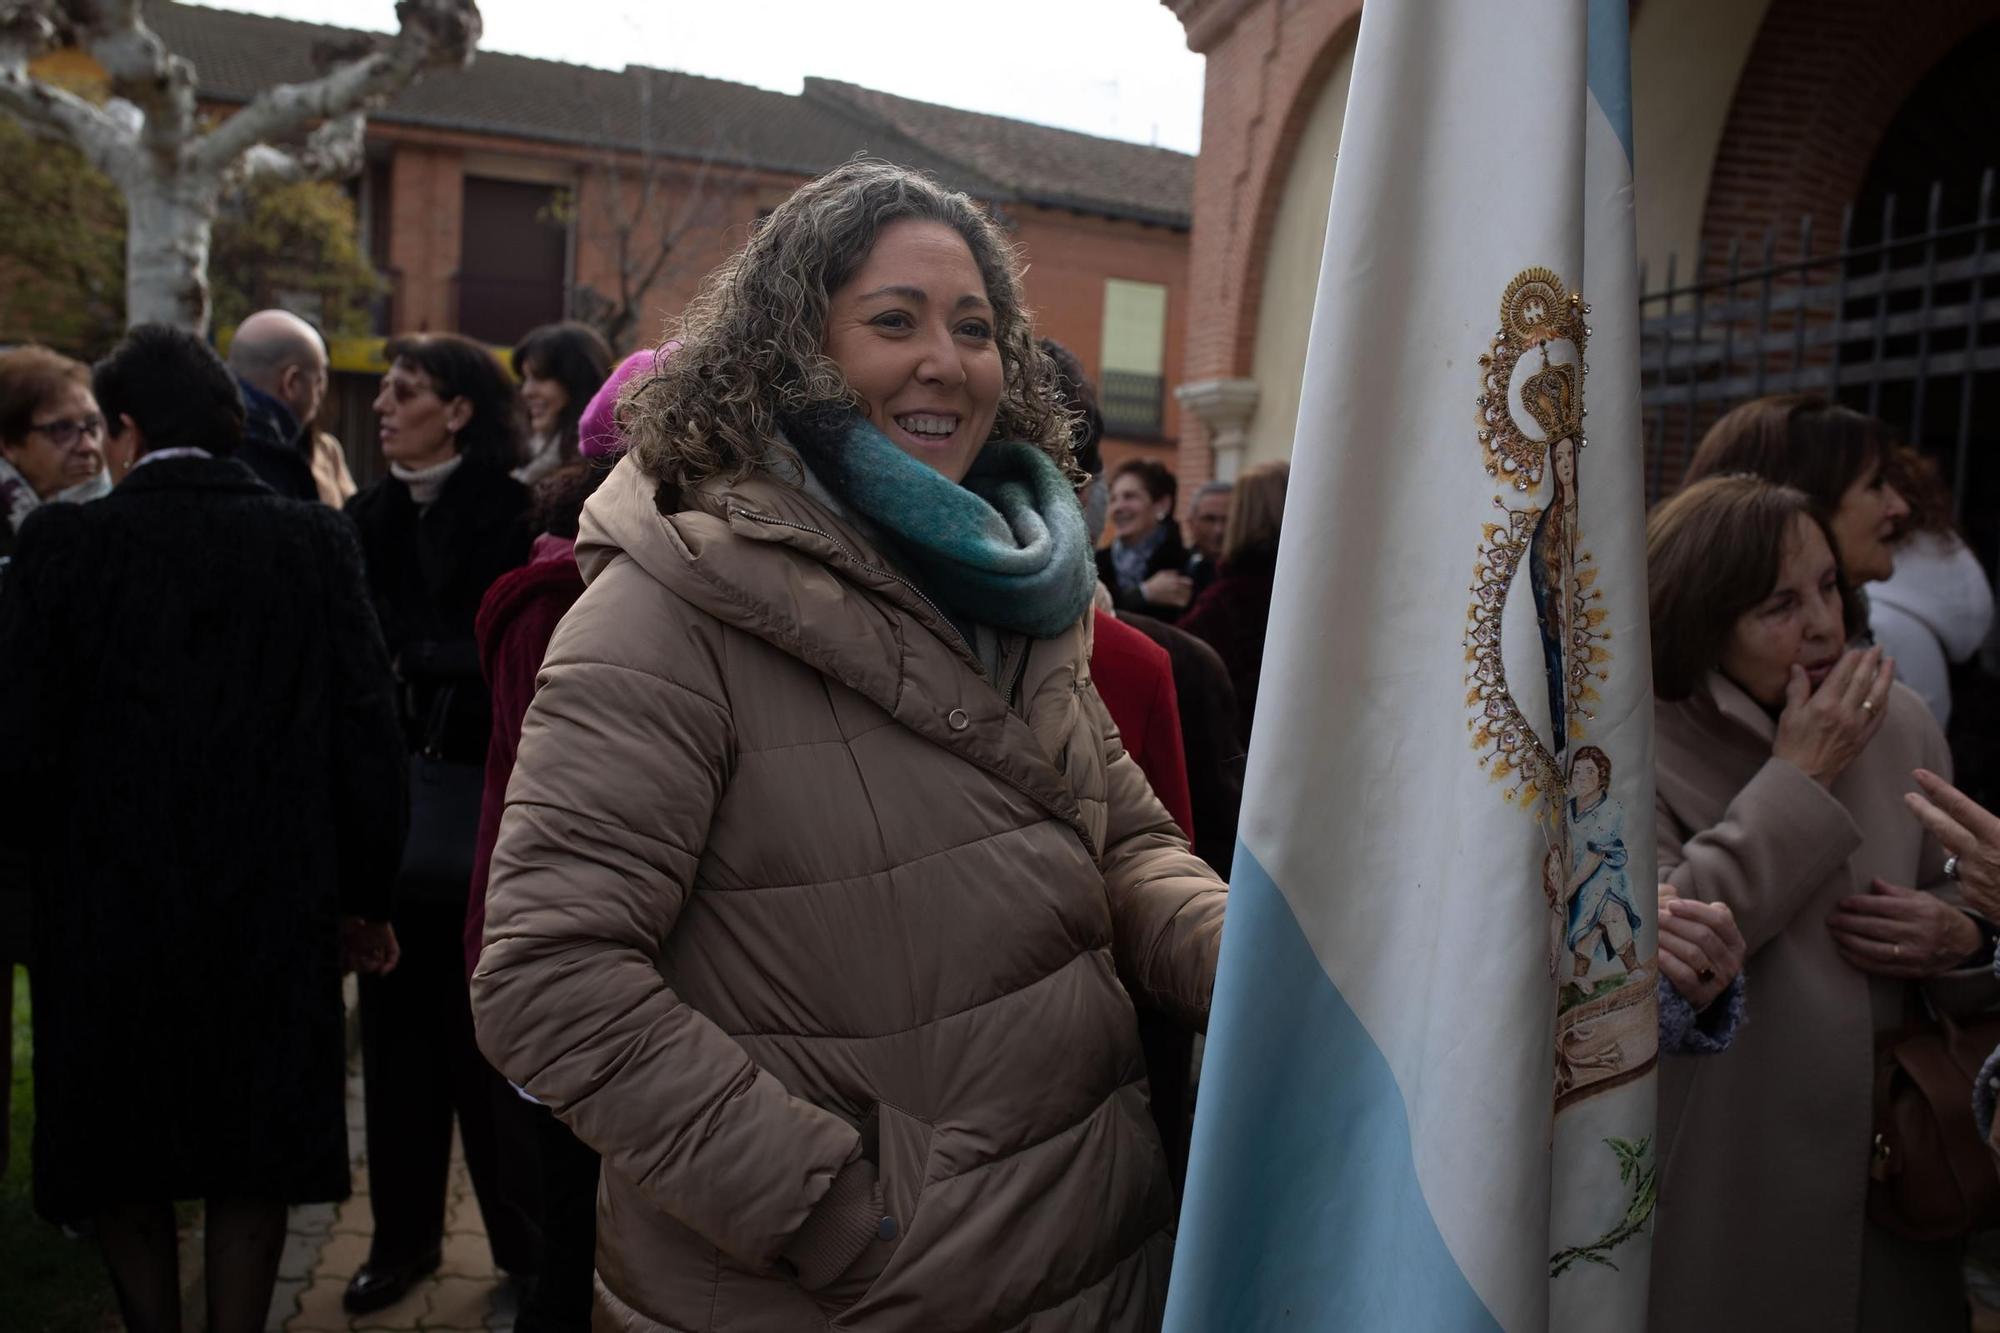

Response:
(123, 171), (221, 332)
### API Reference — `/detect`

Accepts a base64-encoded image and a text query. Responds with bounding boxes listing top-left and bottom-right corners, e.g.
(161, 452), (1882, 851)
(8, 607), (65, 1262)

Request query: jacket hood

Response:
(577, 454), (1100, 850)
(1871, 532), (1996, 661)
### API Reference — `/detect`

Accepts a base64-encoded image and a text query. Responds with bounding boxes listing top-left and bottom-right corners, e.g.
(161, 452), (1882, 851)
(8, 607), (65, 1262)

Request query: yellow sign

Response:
(328, 335), (393, 375)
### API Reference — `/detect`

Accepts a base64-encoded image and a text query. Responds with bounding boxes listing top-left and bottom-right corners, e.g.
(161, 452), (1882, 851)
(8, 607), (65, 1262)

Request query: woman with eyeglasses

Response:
(0, 345), (112, 558)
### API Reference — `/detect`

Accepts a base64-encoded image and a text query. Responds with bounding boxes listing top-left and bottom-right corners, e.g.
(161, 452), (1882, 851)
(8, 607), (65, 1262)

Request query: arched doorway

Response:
(1849, 19), (2000, 242)
(1698, 0), (2000, 268)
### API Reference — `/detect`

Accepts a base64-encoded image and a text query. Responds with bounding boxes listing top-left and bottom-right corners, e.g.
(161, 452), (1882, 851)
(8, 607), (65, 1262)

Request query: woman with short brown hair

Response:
(0, 345), (110, 556)
(1681, 394), (1911, 597)
(1098, 457), (1194, 618)
(1646, 473), (1992, 1332)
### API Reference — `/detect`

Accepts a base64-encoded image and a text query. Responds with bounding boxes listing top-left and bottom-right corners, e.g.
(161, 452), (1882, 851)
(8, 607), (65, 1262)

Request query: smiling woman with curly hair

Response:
(470, 160), (1227, 1332)
(624, 160), (1077, 490)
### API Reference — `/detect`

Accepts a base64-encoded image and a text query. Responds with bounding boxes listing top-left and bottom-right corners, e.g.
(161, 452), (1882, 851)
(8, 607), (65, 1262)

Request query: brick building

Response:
(137, 3), (1194, 477)
(1162, 0), (2000, 490)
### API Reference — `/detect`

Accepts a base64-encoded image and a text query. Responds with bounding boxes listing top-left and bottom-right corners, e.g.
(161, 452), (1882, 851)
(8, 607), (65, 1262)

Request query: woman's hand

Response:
(1657, 887), (1746, 1012)
(1905, 768), (2000, 920)
(1141, 570), (1194, 609)
(1771, 646), (1894, 786)
(1827, 877), (1981, 978)
(341, 917), (401, 974)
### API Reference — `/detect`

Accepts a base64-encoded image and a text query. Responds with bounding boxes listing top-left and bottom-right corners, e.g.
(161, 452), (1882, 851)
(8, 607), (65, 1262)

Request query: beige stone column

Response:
(1174, 377), (1260, 482)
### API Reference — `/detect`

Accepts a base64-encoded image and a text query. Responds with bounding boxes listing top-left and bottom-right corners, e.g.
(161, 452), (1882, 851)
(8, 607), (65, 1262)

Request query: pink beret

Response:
(578, 342), (677, 459)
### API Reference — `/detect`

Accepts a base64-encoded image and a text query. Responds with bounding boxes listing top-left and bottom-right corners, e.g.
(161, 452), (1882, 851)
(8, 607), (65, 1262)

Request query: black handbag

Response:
(395, 687), (485, 906)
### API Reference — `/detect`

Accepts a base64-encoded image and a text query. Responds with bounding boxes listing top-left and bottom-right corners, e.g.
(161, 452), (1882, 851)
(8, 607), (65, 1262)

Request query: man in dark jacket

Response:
(227, 308), (325, 501)
(0, 324), (406, 1333)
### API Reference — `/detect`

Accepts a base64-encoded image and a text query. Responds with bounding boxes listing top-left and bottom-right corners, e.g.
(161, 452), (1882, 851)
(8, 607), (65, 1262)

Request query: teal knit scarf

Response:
(784, 412), (1096, 641)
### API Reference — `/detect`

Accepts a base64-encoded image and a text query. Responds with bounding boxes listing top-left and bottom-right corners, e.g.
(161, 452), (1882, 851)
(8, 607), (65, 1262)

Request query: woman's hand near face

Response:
(1905, 768), (2000, 920)
(1828, 877), (1981, 978)
(1770, 646), (1894, 786)
(1657, 887), (1746, 1011)
(1141, 570), (1195, 609)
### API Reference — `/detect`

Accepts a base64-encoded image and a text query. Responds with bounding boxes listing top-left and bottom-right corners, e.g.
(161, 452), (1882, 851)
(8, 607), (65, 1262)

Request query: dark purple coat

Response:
(1177, 543), (1279, 740)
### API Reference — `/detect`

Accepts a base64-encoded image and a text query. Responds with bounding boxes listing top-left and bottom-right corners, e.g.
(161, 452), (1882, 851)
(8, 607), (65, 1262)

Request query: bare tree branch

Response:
(0, 2), (139, 174)
(570, 66), (753, 347)
(0, 1), (58, 53)
(192, 0), (479, 178)
(238, 110), (365, 183)
(0, 65), (135, 173)
(65, 0), (201, 153)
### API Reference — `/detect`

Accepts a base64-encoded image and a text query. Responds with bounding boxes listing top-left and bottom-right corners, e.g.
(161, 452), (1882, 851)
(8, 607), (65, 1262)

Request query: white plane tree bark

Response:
(0, 0), (481, 331)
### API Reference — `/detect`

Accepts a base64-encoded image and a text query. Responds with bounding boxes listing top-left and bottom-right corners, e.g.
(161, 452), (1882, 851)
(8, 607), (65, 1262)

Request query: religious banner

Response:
(1163, 0), (1657, 1328)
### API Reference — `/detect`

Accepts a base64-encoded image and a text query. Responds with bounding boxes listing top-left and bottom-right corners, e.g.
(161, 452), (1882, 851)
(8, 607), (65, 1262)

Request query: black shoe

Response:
(341, 1248), (441, 1314)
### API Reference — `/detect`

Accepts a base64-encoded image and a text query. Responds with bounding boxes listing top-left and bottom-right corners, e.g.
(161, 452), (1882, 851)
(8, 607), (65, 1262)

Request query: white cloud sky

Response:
(185, 0), (1207, 153)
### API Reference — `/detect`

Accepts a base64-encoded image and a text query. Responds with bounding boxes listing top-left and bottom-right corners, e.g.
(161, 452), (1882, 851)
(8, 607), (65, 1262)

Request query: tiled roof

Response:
(149, 2), (1191, 228)
(803, 80), (1195, 229)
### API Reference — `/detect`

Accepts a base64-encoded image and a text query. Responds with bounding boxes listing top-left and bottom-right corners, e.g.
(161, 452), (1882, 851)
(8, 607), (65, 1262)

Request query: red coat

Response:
(463, 548), (586, 976)
(1090, 608), (1195, 842)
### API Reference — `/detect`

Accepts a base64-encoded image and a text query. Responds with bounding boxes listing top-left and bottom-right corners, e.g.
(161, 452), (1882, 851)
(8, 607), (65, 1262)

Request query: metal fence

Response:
(1639, 168), (2000, 522)
(1100, 369), (1166, 440)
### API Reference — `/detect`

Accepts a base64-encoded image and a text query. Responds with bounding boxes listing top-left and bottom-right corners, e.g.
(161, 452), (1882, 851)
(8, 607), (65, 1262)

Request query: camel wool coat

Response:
(1649, 673), (1994, 1333)
(471, 457), (1227, 1332)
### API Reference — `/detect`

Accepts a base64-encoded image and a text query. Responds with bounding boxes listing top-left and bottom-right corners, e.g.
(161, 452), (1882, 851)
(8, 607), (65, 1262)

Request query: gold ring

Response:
(1860, 699), (1875, 714)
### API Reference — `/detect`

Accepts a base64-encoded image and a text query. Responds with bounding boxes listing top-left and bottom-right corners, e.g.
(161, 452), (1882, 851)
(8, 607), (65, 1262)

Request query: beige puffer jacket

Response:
(471, 456), (1227, 1332)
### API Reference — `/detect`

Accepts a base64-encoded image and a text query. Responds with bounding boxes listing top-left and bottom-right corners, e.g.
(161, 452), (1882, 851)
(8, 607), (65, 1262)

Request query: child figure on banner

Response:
(1562, 745), (1639, 980)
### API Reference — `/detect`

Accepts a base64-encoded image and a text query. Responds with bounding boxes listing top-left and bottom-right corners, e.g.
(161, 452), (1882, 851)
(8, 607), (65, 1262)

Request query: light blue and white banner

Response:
(1164, 0), (1656, 1328)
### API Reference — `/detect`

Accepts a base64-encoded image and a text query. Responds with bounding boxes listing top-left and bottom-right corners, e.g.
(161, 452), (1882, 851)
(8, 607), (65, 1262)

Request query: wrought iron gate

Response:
(1639, 168), (2000, 565)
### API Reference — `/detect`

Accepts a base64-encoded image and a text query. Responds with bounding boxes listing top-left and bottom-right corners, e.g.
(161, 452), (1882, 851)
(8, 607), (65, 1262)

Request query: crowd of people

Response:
(0, 158), (1998, 1333)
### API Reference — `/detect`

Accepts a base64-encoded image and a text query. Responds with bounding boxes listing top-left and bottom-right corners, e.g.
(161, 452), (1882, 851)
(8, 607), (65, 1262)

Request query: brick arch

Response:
(1176, 0), (1363, 389)
(1225, 9), (1364, 378)
(1699, 0), (2000, 268)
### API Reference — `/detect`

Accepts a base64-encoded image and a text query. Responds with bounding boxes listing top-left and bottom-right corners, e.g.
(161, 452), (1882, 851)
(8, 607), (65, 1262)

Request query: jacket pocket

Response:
(873, 1100), (935, 1233)
(813, 1102), (934, 1323)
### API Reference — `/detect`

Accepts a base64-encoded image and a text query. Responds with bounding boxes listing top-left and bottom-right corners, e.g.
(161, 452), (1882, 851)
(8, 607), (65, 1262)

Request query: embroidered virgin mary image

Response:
(1464, 267), (1654, 1109)
(1528, 432), (1579, 748)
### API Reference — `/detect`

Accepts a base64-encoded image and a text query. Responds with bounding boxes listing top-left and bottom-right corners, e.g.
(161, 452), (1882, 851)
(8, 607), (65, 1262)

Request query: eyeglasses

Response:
(27, 415), (107, 450)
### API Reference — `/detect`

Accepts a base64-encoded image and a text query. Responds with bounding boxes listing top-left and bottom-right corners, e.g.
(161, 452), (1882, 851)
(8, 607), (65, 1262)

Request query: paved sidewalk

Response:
(262, 1057), (518, 1333)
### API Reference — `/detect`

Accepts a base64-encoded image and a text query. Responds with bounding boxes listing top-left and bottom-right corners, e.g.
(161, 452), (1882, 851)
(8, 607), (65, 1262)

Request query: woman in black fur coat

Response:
(0, 326), (407, 1332)
(341, 334), (535, 1314)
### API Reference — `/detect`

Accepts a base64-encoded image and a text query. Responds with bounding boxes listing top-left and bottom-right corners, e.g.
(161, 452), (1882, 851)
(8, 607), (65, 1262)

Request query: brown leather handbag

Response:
(1867, 1004), (2000, 1241)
